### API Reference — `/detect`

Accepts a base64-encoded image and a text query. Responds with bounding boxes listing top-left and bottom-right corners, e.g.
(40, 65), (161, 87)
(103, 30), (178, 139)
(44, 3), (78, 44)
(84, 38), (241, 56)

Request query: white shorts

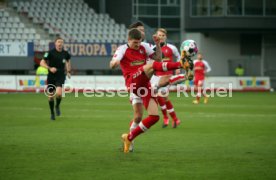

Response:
(129, 74), (159, 105)
(150, 75), (161, 87)
(130, 74), (170, 105)
(150, 75), (169, 96)
(129, 92), (143, 105)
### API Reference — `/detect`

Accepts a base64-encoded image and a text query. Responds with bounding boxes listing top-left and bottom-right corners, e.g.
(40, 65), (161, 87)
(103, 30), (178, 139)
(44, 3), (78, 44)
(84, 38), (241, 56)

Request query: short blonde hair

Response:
(156, 28), (167, 35)
(55, 37), (63, 42)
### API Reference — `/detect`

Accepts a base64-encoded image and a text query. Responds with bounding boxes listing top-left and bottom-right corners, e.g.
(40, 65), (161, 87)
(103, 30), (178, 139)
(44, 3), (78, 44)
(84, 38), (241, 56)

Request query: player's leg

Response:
(142, 60), (190, 80)
(55, 76), (65, 116)
(158, 75), (171, 87)
(129, 93), (143, 131)
(160, 73), (187, 86)
(150, 75), (169, 127)
(130, 103), (143, 132)
(129, 101), (143, 152)
(128, 98), (159, 140)
(157, 75), (183, 128)
(122, 98), (160, 153)
(55, 86), (62, 116)
(203, 94), (209, 104)
(143, 62), (180, 78)
(157, 95), (169, 127)
(193, 80), (203, 104)
(49, 95), (55, 120)
(158, 74), (187, 87)
(157, 85), (181, 128)
(46, 77), (56, 120)
(165, 97), (181, 128)
(193, 85), (201, 104)
(169, 74), (186, 85)
(122, 79), (160, 153)
(202, 80), (209, 104)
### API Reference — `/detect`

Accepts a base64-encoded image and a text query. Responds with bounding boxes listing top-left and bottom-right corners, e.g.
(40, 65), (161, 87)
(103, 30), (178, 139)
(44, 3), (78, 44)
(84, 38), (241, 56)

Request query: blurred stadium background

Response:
(1, 0), (276, 179)
(0, 0), (275, 89)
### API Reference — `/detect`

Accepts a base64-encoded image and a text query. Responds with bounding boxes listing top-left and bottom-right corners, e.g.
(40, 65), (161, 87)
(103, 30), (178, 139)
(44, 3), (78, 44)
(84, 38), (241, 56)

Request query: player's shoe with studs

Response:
(55, 106), (61, 116)
(162, 117), (169, 128)
(129, 141), (134, 152)
(50, 113), (55, 120)
(172, 119), (181, 128)
(204, 96), (209, 104)
(193, 100), (199, 104)
(121, 133), (131, 153)
(180, 58), (191, 70)
(180, 52), (194, 80)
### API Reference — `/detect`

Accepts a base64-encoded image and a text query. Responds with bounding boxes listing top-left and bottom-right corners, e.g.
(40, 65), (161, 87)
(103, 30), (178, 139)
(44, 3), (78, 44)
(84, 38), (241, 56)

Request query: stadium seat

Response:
(10, 28), (17, 34)
(4, 0), (127, 43)
(22, 34), (28, 40)
(16, 33), (22, 40)
(17, 28), (23, 34)
(4, 28), (10, 33)
(2, 34), (8, 40)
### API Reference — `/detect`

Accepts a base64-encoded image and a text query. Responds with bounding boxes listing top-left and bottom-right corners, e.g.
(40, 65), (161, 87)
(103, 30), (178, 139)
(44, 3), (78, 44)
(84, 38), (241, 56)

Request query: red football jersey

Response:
(113, 42), (155, 84)
(193, 60), (211, 80)
(155, 43), (180, 76)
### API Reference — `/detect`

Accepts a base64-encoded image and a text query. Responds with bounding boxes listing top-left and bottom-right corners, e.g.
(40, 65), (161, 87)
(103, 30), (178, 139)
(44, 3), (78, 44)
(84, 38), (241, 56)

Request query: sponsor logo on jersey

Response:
(162, 57), (170, 62)
(131, 60), (145, 66)
(62, 59), (66, 63)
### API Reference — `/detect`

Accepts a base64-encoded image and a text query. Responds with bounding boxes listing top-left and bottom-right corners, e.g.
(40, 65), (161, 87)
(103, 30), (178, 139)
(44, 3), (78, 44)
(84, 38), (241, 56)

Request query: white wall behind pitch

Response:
(183, 32), (247, 76)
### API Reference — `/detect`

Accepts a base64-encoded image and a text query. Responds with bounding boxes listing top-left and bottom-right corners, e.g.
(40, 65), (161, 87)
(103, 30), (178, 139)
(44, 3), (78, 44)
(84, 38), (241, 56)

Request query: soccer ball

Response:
(180, 40), (198, 57)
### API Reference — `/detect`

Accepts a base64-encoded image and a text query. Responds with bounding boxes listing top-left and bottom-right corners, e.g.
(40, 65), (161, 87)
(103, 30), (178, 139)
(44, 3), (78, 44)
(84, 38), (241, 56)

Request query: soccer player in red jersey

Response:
(151, 28), (184, 128)
(193, 53), (211, 104)
(110, 29), (191, 153)
(127, 22), (148, 144)
(127, 22), (186, 151)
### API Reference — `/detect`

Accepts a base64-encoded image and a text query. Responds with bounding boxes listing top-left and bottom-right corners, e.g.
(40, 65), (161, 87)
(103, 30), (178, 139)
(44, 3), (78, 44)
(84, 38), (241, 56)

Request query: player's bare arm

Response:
(66, 60), (71, 78)
(173, 45), (181, 74)
(40, 59), (57, 73)
(204, 61), (211, 73)
(151, 35), (162, 61)
(110, 59), (120, 69)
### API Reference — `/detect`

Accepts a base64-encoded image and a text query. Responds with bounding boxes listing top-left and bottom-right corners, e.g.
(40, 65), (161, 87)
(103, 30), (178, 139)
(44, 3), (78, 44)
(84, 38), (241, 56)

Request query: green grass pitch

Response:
(0, 92), (276, 180)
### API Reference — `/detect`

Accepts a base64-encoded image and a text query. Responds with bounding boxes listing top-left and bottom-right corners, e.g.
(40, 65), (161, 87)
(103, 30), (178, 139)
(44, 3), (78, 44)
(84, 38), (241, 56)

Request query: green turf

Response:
(0, 92), (276, 180)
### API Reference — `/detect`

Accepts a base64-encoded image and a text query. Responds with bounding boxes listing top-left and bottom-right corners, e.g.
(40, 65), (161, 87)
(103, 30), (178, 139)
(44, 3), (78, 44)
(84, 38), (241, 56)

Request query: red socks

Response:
(157, 96), (168, 119)
(169, 74), (186, 85)
(166, 100), (178, 122)
(128, 115), (159, 141)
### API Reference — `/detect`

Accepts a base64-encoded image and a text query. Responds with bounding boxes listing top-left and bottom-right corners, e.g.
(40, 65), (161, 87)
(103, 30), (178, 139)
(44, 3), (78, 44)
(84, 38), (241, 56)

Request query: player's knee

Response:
(55, 88), (62, 97)
(164, 75), (171, 83)
(134, 116), (142, 123)
(56, 94), (62, 99)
